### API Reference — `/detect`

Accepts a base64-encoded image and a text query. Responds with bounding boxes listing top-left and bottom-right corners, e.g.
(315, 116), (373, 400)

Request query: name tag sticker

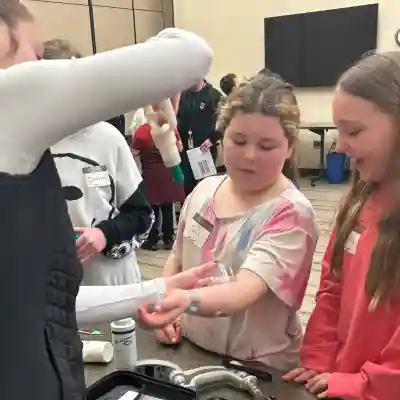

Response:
(344, 230), (361, 255)
(184, 212), (213, 248)
(83, 165), (110, 188)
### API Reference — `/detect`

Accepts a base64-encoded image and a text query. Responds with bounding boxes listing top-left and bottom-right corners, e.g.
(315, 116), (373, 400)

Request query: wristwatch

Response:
(185, 289), (201, 314)
(185, 290), (227, 317)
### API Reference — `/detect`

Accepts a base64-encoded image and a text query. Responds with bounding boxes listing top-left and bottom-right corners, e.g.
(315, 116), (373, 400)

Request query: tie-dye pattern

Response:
(173, 175), (318, 370)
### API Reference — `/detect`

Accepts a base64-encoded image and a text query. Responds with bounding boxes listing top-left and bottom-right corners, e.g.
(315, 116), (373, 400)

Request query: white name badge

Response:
(344, 230), (361, 255)
(83, 165), (111, 188)
(184, 212), (213, 248)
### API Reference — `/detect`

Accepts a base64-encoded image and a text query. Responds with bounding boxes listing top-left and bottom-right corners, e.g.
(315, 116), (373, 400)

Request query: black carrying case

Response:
(86, 370), (196, 400)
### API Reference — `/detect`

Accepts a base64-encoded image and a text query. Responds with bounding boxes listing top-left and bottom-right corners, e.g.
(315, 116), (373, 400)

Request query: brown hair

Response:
(0, 0), (33, 55)
(218, 73), (300, 186)
(332, 51), (400, 309)
(43, 39), (82, 60)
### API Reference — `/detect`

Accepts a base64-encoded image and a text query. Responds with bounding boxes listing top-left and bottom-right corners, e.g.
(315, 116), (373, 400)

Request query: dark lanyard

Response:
(187, 91), (196, 149)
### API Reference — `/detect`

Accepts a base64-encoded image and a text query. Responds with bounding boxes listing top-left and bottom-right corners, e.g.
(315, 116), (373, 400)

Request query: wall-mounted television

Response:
(264, 4), (378, 87)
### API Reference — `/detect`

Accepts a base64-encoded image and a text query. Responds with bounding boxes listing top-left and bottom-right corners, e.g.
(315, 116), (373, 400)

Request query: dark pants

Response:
(147, 204), (174, 244)
(216, 165), (226, 174)
(180, 158), (197, 198)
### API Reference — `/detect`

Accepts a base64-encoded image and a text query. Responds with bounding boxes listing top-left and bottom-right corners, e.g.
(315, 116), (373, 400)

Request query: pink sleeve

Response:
(240, 202), (318, 309)
(301, 232), (342, 372)
(327, 327), (400, 399)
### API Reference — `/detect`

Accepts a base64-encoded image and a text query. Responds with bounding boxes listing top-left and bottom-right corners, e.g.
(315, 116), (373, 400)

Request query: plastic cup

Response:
(205, 262), (235, 286)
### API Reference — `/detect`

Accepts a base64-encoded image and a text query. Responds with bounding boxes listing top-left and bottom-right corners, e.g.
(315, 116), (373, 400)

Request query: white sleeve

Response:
(0, 28), (212, 175)
(76, 278), (165, 325)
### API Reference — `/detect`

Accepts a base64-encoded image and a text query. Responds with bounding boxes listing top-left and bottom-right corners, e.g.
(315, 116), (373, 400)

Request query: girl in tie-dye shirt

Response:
(143, 73), (319, 371)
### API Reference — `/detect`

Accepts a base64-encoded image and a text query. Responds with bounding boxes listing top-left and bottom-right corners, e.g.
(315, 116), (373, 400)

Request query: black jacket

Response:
(177, 81), (222, 159)
(107, 115), (126, 135)
(0, 151), (84, 399)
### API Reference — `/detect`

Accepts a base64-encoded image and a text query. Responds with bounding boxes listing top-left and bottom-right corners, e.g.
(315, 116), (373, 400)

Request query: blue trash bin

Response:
(326, 152), (347, 184)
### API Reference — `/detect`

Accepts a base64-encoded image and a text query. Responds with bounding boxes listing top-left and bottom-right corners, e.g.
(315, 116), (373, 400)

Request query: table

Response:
(300, 123), (336, 187)
(84, 326), (318, 400)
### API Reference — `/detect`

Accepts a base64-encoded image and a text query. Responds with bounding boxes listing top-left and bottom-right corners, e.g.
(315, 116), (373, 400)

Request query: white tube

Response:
(82, 340), (114, 364)
(145, 100), (181, 167)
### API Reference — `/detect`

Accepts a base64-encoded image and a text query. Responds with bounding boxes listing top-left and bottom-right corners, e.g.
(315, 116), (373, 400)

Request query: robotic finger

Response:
(134, 359), (277, 400)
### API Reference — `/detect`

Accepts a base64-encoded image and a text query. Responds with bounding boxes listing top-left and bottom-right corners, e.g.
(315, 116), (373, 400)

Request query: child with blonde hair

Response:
(141, 73), (319, 370)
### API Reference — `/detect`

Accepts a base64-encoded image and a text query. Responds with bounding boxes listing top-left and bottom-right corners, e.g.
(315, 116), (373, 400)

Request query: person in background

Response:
(219, 72), (238, 96)
(141, 73), (318, 371)
(107, 114), (126, 137)
(215, 73), (239, 175)
(129, 108), (147, 137)
(258, 67), (283, 80)
(177, 78), (222, 196)
(0, 0), (213, 396)
(131, 98), (185, 251)
(283, 52), (400, 400)
(44, 38), (152, 285)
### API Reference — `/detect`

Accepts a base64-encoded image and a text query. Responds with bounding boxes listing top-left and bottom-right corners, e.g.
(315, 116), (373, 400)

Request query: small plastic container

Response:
(205, 262), (236, 286)
(111, 318), (137, 371)
(216, 263), (235, 282)
(82, 340), (113, 364)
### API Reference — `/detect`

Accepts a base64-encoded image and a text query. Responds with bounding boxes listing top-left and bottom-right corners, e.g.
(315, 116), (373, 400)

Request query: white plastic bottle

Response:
(111, 318), (137, 370)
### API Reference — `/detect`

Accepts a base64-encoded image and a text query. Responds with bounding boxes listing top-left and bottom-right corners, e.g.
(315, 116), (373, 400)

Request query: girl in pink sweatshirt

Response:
(283, 52), (400, 400)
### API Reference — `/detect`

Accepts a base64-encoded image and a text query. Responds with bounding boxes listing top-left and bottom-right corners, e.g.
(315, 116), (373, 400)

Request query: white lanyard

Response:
(188, 130), (194, 149)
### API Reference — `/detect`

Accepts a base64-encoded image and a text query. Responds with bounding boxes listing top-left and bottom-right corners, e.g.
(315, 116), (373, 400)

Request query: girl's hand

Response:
(74, 227), (106, 264)
(138, 290), (191, 329)
(281, 367), (319, 383)
(305, 373), (330, 398)
(164, 261), (217, 292)
(200, 138), (212, 152)
(138, 261), (216, 329)
(155, 319), (181, 344)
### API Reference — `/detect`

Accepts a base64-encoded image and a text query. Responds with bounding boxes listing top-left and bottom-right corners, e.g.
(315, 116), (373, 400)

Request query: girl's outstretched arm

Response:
(0, 29), (212, 175)
(76, 261), (216, 325)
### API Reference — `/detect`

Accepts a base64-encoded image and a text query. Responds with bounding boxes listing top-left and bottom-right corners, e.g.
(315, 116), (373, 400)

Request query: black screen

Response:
(264, 4), (378, 87)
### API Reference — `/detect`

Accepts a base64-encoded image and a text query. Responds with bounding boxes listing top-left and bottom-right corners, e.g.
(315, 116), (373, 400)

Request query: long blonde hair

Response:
(332, 52), (400, 309)
(218, 73), (300, 186)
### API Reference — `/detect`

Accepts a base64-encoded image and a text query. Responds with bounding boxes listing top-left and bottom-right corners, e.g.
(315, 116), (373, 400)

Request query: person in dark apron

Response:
(0, 2), (213, 397)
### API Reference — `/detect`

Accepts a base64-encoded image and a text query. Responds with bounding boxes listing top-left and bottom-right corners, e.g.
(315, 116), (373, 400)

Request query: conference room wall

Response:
(174, 0), (398, 124)
(23, 0), (174, 129)
(23, 0), (174, 55)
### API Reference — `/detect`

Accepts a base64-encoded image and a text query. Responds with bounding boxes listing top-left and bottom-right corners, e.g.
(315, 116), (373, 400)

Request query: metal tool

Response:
(134, 359), (276, 400)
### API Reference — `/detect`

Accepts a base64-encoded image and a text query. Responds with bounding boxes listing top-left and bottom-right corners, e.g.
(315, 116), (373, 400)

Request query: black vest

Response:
(0, 151), (84, 399)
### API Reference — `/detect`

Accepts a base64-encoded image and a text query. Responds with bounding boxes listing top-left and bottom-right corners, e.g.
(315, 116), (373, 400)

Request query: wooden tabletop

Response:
(84, 326), (317, 400)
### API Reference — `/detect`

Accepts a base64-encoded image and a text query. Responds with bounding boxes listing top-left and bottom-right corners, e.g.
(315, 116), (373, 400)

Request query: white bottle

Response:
(111, 318), (137, 370)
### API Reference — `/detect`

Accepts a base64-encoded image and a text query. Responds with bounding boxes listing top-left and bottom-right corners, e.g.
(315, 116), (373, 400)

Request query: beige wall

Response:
(174, 0), (399, 124)
(23, 0), (174, 55)
(22, 0), (174, 130)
